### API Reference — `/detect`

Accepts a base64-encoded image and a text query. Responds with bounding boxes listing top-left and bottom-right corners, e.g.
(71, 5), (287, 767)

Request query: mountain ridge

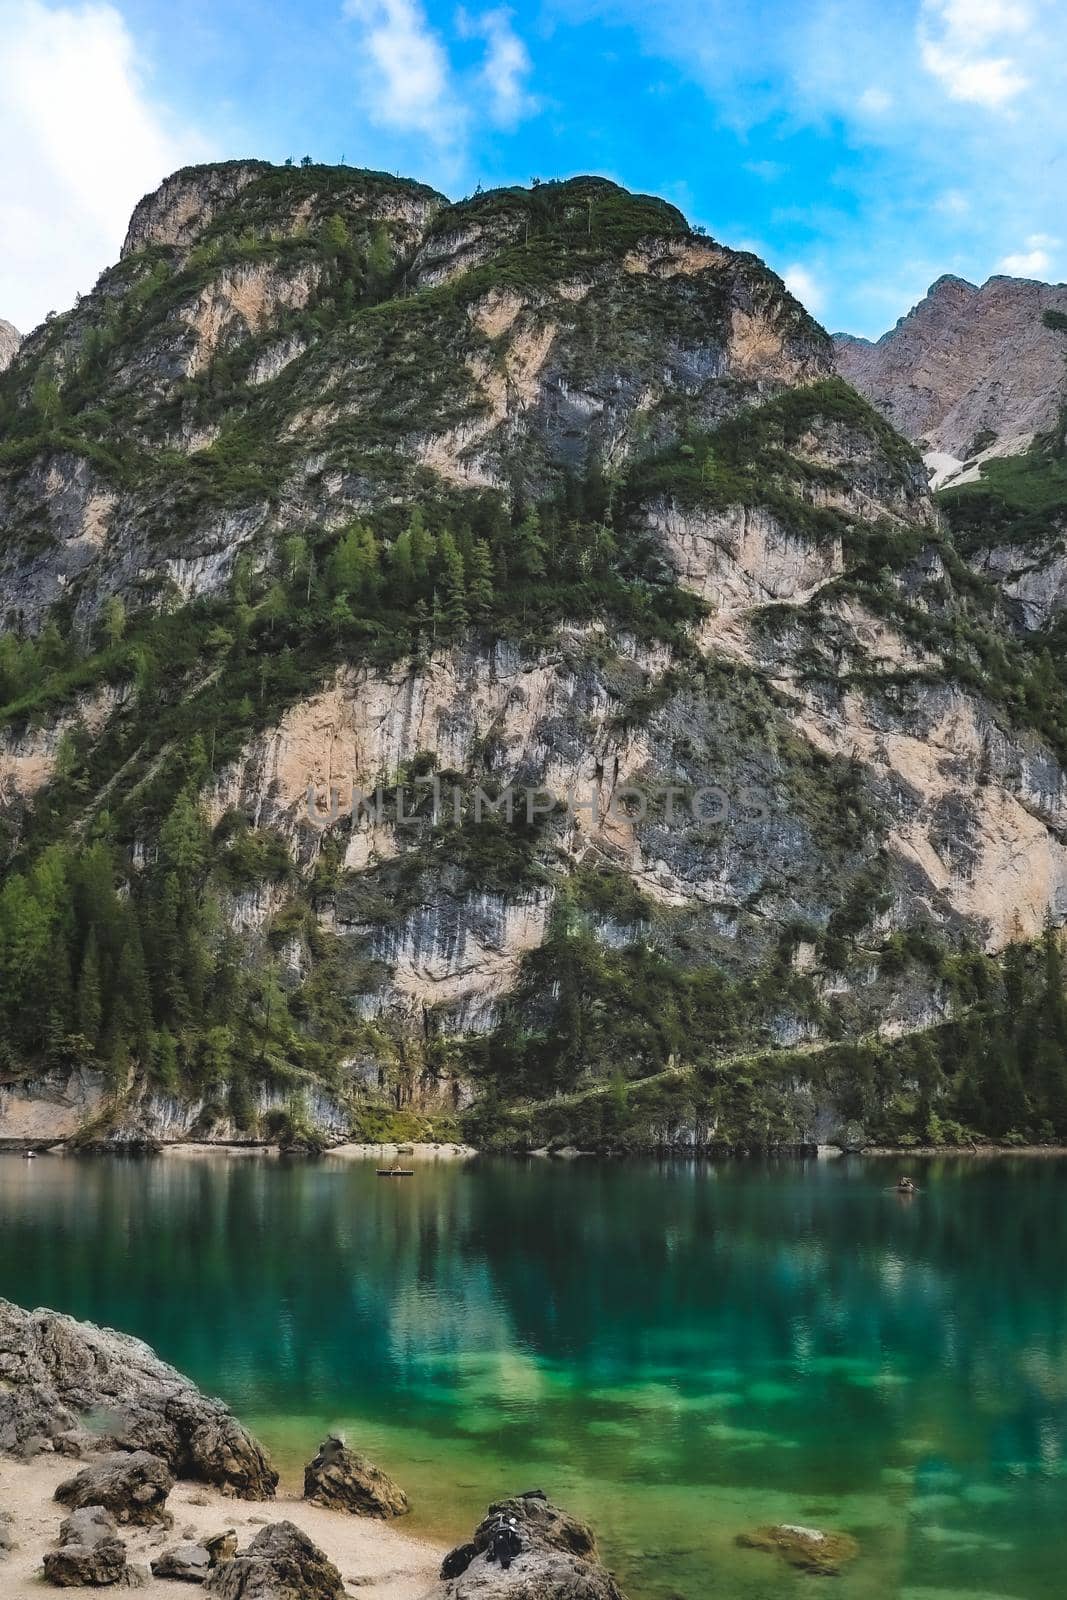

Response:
(2, 160), (1067, 1155)
(834, 272), (1067, 485)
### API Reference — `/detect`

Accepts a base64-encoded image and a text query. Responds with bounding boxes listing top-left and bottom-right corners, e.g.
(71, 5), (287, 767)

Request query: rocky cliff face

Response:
(835, 274), (1067, 485)
(0, 320), (19, 373)
(1, 162), (1066, 1152)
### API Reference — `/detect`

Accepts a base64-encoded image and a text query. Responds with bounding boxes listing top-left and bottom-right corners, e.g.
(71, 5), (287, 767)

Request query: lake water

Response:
(2, 1151), (1065, 1600)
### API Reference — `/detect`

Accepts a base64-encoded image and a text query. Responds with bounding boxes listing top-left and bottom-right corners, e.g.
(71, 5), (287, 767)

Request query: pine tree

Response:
(406, 507), (433, 584)
(260, 582), (288, 636)
(327, 523), (379, 601)
(365, 225), (392, 292)
(160, 791), (208, 878)
(321, 213), (349, 254)
(513, 510), (546, 578)
(388, 527), (416, 603)
(152, 1026), (179, 1091)
(437, 530), (469, 633)
(116, 913), (154, 1060)
(467, 539), (494, 619)
(76, 929), (103, 1050)
(329, 594), (353, 642)
(43, 928), (75, 1061)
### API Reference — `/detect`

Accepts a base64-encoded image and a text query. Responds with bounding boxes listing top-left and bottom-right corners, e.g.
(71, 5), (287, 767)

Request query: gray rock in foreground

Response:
(150, 1541), (213, 1582)
(58, 1506), (121, 1547)
(441, 1489), (627, 1599)
(203, 1521), (345, 1599)
(303, 1435), (409, 1518)
(44, 1501), (137, 1588)
(0, 1299), (277, 1498)
(150, 1526), (236, 1582)
(55, 1451), (174, 1526)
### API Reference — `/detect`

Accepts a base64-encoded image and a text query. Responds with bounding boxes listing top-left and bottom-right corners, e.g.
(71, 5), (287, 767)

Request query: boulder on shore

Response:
(151, 1527), (236, 1582)
(150, 1541), (213, 1582)
(0, 1299), (277, 1499)
(737, 1523), (860, 1575)
(302, 1435), (409, 1518)
(203, 1520), (345, 1599)
(54, 1451), (174, 1526)
(43, 1502), (138, 1588)
(440, 1489), (627, 1599)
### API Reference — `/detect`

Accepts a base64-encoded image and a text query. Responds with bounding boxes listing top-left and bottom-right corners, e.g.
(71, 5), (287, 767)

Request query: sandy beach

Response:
(0, 1452), (447, 1599)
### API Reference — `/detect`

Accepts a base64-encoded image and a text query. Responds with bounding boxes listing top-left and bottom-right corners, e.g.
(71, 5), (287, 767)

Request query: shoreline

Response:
(6, 1138), (1067, 1160)
(0, 1451), (447, 1600)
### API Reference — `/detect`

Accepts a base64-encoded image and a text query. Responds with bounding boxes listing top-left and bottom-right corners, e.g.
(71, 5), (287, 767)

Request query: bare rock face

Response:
(0, 318), (19, 372)
(834, 274), (1067, 464)
(302, 1435), (409, 1518)
(203, 1521), (345, 1600)
(43, 1503), (133, 1587)
(54, 1451), (174, 1526)
(440, 1490), (627, 1599)
(121, 162), (269, 258)
(0, 1300), (278, 1498)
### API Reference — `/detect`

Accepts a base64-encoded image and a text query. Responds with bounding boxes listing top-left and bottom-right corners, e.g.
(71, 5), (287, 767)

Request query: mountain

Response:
(0, 320), (20, 373)
(2, 160), (1067, 1155)
(834, 274), (1067, 487)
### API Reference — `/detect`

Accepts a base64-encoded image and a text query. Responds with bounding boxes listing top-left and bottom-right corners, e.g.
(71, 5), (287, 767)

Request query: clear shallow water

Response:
(2, 1153), (1066, 1600)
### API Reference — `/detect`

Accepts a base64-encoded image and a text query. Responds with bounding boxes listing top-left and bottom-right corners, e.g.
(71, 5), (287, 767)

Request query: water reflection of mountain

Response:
(3, 1154), (1067, 1503)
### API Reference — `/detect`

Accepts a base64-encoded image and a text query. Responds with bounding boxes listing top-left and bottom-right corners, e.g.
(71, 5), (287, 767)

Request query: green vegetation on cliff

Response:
(3, 161), (1067, 1152)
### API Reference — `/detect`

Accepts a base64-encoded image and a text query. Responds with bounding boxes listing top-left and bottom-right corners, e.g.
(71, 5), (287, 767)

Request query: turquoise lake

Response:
(2, 1151), (1066, 1600)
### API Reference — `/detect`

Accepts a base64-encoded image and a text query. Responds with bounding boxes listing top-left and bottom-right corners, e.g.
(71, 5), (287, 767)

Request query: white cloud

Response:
(998, 232), (1059, 274)
(919, 0), (1031, 106)
(0, 0), (210, 335)
(344, 0), (463, 141)
(344, 0), (538, 150)
(935, 189), (971, 215)
(782, 263), (825, 314)
(858, 86), (893, 113)
(461, 7), (536, 127)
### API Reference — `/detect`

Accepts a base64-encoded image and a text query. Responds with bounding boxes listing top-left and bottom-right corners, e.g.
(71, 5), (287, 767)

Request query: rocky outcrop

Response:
(0, 1301), (277, 1499)
(54, 1452), (174, 1526)
(835, 273), (1067, 477)
(441, 1490), (626, 1599)
(122, 162), (269, 258)
(0, 318), (20, 372)
(203, 1521), (344, 1599)
(0, 1066), (353, 1150)
(43, 1505), (136, 1587)
(302, 1436), (408, 1518)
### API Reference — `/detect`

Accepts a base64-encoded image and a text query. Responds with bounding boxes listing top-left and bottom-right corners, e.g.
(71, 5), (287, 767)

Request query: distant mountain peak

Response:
(834, 272), (1067, 464)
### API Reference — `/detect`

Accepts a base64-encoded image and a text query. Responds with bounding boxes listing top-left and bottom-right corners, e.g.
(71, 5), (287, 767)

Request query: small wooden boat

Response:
(377, 1167), (415, 1178)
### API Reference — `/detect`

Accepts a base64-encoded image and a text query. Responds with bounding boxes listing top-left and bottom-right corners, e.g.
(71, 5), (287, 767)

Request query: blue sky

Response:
(1, 0), (1065, 336)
